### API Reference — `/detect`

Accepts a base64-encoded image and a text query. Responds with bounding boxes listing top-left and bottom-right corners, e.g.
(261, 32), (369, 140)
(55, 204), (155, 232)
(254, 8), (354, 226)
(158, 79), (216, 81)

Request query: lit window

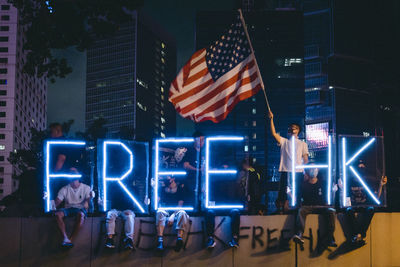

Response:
(252, 133), (256, 139)
(252, 97), (256, 102)
(161, 43), (165, 49)
(161, 58), (165, 64)
(0, 145), (5, 150)
(244, 145), (248, 152)
(252, 108), (256, 114)
(252, 145), (256, 151)
(252, 121), (256, 127)
(161, 117), (166, 123)
(160, 87), (164, 93)
(160, 132), (166, 138)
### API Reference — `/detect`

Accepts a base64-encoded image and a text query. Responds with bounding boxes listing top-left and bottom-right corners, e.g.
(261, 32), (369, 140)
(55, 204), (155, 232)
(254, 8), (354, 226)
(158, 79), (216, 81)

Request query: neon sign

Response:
(154, 138), (195, 211)
(44, 140), (86, 212)
(100, 140), (145, 213)
(340, 137), (380, 206)
(205, 136), (244, 209)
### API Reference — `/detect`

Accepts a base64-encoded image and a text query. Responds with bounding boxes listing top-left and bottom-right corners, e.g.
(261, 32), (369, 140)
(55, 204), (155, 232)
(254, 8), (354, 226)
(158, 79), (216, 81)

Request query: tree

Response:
(8, 0), (144, 82)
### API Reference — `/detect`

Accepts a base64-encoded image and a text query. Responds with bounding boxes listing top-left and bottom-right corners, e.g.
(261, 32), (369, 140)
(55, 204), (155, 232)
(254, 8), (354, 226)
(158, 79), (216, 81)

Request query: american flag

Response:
(169, 15), (262, 123)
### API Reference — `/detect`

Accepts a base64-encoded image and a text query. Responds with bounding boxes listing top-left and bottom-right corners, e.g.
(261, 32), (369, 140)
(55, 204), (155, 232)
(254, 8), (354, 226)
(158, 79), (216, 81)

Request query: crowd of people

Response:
(0, 118), (387, 257)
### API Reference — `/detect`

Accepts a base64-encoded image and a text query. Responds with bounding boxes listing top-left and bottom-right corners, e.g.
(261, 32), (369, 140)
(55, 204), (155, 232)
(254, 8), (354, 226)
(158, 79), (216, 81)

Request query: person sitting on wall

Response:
(342, 160), (387, 247)
(104, 208), (136, 250)
(54, 178), (91, 248)
(292, 166), (337, 255)
(156, 176), (190, 252)
(268, 110), (309, 213)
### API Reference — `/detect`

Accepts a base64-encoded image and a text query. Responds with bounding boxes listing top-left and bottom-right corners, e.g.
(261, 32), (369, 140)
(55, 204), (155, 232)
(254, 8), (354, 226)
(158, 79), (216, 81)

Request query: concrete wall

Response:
(1, 213), (399, 267)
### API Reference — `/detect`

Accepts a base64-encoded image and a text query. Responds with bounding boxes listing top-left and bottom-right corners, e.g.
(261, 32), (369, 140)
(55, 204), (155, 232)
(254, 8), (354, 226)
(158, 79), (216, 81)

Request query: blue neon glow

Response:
(158, 171), (187, 176)
(327, 135), (332, 205)
(158, 207), (194, 211)
(296, 165), (329, 169)
(45, 140), (86, 212)
(291, 136), (296, 207)
(205, 136), (244, 209)
(291, 135), (332, 206)
(341, 137), (379, 206)
(102, 141), (145, 213)
(342, 138), (347, 206)
(349, 166), (380, 205)
(346, 138), (375, 166)
(154, 138), (195, 211)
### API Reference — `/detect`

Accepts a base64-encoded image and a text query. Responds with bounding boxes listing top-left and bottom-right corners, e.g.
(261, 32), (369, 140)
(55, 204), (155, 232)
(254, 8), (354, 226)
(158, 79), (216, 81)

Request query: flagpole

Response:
(238, 9), (271, 111)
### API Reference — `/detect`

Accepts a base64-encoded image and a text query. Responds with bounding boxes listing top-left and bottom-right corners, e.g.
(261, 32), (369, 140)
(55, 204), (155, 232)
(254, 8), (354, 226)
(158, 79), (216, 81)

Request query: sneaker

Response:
(206, 237), (216, 249)
(105, 237), (115, 249)
(156, 239), (164, 251)
(124, 238), (135, 250)
(293, 234), (304, 245)
(61, 241), (74, 248)
(229, 238), (239, 248)
(175, 237), (184, 252)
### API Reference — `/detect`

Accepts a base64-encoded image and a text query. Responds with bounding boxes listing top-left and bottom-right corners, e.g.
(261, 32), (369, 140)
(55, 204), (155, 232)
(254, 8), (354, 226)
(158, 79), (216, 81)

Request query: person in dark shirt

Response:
(342, 160), (387, 247)
(293, 166), (336, 253)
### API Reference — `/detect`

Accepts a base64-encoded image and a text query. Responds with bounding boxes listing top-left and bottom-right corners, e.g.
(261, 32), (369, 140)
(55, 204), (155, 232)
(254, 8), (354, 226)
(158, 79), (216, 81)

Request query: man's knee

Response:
(124, 210), (135, 217)
(156, 210), (168, 224)
(55, 211), (64, 220)
(176, 210), (188, 220)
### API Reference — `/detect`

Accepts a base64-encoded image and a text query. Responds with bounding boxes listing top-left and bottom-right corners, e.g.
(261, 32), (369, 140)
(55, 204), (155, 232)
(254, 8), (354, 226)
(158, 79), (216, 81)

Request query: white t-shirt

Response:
(57, 183), (91, 209)
(279, 136), (309, 172)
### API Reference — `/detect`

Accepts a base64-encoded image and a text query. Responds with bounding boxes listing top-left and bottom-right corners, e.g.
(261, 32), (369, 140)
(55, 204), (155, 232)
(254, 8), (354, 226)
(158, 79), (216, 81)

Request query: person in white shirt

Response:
(55, 179), (91, 247)
(268, 110), (308, 213)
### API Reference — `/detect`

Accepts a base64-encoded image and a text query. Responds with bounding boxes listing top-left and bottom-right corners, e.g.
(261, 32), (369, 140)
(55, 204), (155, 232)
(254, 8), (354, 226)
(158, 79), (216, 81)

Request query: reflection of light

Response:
(155, 138), (194, 211)
(349, 166), (380, 205)
(306, 123), (329, 150)
(102, 141), (145, 213)
(206, 136), (244, 209)
(345, 138), (375, 166)
(45, 140), (86, 212)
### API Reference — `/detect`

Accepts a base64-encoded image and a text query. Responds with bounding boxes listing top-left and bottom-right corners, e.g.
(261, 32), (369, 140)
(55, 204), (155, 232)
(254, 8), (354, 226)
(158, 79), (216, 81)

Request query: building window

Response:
(252, 120), (256, 127)
(0, 178), (3, 184)
(1, 15), (10, 21)
(0, 58), (7, 63)
(0, 47), (7, 52)
(0, 123), (5, 128)
(0, 112), (5, 117)
(0, 37), (8, 42)
(0, 101), (5, 106)
(0, 145), (5, 150)
(252, 133), (257, 139)
(0, 79), (6, 85)
(244, 145), (248, 152)
(252, 145), (257, 151)
(0, 156), (4, 161)
(160, 132), (166, 138)
(0, 68), (6, 74)
(1, 5), (10, 10)
(0, 134), (4, 139)
(0, 90), (6, 95)
(0, 26), (9, 31)
(252, 108), (256, 114)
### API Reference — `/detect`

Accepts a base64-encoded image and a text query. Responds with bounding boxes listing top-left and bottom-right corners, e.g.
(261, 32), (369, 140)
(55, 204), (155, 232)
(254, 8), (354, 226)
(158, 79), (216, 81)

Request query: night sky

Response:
(47, 0), (236, 136)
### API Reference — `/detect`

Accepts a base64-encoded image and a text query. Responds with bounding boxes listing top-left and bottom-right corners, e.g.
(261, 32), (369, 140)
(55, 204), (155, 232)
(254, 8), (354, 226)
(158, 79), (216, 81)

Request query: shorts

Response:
(58, 207), (87, 217)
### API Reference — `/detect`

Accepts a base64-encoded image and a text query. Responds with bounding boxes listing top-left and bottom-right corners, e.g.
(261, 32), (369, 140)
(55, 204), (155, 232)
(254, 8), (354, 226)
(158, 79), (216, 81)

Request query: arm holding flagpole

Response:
(238, 9), (271, 112)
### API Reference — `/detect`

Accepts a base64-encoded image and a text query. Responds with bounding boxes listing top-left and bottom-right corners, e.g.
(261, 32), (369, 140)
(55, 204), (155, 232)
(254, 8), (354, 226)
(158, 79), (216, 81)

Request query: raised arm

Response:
(268, 110), (281, 144)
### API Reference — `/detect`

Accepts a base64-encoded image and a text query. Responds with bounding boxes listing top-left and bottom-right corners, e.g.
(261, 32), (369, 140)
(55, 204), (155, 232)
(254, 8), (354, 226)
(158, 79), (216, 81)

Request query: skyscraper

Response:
(195, 9), (304, 178)
(86, 11), (177, 140)
(0, 1), (47, 199)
